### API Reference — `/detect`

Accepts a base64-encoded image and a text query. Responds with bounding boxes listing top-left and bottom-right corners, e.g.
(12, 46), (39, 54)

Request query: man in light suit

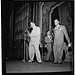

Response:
(53, 19), (71, 64)
(28, 21), (42, 63)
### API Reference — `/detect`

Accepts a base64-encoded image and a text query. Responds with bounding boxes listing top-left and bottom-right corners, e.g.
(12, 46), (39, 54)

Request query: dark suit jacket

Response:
(45, 36), (52, 51)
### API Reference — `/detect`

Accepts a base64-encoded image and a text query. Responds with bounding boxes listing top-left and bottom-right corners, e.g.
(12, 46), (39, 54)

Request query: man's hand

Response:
(68, 43), (72, 47)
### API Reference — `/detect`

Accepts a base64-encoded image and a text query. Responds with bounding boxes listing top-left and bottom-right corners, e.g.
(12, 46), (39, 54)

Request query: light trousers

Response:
(29, 38), (41, 61)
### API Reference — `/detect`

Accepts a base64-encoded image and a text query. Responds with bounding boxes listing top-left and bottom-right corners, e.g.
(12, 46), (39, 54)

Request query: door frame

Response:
(48, 2), (65, 31)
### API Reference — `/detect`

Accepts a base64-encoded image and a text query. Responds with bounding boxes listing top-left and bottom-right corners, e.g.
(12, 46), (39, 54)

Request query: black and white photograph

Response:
(1, 0), (74, 74)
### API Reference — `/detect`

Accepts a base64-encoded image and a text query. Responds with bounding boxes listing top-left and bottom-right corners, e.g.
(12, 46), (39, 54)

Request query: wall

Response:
(12, 2), (38, 59)
(59, 2), (72, 34)
(13, 2), (30, 59)
(41, 2), (56, 47)
(42, 2), (56, 37)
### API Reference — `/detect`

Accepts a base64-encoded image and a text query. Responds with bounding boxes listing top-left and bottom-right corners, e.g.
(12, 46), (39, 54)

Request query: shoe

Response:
(54, 62), (57, 64)
(38, 60), (42, 63)
(28, 60), (33, 63)
(54, 62), (58, 64)
(45, 60), (49, 62)
(58, 62), (62, 64)
(22, 59), (25, 63)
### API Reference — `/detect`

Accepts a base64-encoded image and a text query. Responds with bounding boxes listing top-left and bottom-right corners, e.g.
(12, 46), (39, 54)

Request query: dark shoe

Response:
(22, 59), (25, 63)
(54, 62), (58, 64)
(50, 59), (53, 62)
(45, 60), (49, 62)
(54, 61), (58, 64)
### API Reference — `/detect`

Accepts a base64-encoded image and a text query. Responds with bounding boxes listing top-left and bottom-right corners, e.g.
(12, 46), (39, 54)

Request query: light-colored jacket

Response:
(29, 26), (40, 46)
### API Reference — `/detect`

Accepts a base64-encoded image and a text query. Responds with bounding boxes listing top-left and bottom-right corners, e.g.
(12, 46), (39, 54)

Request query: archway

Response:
(51, 7), (59, 28)
(48, 2), (64, 31)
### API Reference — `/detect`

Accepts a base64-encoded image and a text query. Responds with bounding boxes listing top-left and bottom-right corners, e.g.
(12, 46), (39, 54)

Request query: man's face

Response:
(54, 20), (59, 26)
(47, 31), (50, 35)
(30, 22), (35, 28)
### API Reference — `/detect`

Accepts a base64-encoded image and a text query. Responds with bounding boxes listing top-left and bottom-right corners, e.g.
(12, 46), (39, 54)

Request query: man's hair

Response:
(54, 19), (59, 22)
(30, 21), (35, 24)
(54, 19), (59, 21)
(54, 19), (61, 25)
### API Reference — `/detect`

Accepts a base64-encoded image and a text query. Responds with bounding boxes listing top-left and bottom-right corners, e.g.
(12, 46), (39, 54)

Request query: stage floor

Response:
(6, 60), (73, 73)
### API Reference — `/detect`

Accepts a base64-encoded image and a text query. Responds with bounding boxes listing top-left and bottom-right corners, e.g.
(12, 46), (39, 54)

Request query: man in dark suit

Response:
(53, 19), (71, 64)
(45, 31), (53, 62)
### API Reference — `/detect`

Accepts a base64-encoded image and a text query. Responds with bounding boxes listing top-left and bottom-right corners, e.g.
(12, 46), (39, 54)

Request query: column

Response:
(58, 7), (62, 24)
(36, 2), (37, 25)
(49, 10), (53, 32)
(33, 2), (35, 21)
(39, 2), (44, 59)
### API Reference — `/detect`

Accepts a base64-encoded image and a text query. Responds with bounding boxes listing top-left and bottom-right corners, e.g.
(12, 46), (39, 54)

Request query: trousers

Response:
(46, 43), (52, 61)
(53, 44), (63, 63)
(29, 38), (41, 61)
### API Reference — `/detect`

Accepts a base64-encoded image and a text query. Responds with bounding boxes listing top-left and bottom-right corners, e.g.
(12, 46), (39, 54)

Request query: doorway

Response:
(51, 7), (59, 28)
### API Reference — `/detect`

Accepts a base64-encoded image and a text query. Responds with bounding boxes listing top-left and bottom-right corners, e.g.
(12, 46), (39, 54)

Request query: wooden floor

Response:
(6, 60), (73, 73)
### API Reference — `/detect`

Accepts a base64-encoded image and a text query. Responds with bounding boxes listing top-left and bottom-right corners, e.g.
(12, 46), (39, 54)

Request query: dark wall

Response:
(2, 1), (12, 74)
(52, 7), (59, 28)
(13, 2), (30, 59)
(2, 1), (12, 59)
